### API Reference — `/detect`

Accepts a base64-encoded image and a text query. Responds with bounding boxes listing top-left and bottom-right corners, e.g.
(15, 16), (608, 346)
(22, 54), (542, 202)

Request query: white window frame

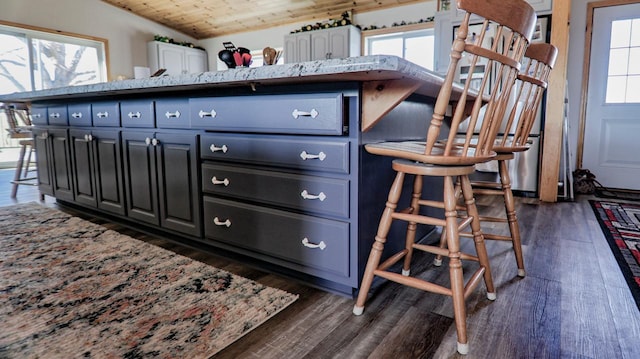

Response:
(362, 22), (435, 70)
(0, 20), (109, 94)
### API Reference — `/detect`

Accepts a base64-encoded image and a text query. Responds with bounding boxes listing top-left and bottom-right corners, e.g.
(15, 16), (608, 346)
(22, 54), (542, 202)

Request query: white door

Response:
(158, 44), (185, 76)
(584, 3), (640, 190)
(185, 49), (207, 74)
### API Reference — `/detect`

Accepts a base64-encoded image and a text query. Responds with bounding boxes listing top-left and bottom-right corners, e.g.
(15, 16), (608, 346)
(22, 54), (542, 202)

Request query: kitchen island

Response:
(1, 55), (453, 295)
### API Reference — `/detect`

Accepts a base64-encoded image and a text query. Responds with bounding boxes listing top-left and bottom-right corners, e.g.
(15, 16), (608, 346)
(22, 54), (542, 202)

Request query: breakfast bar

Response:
(1, 55), (454, 295)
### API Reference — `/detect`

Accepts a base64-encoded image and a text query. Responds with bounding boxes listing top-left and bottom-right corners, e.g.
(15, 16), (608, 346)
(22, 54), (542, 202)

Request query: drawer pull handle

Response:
(301, 238), (326, 250)
(213, 217), (231, 227)
(128, 111), (141, 118)
(71, 112), (83, 118)
(96, 111), (109, 118)
(32, 113), (42, 118)
(211, 176), (229, 186)
(199, 109), (217, 118)
(292, 108), (319, 119)
(84, 134), (93, 141)
(210, 144), (228, 153)
(300, 151), (326, 161)
(301, 190), (326, 201)
(49, 112), (60, 119)
(165, 110), (181, 118)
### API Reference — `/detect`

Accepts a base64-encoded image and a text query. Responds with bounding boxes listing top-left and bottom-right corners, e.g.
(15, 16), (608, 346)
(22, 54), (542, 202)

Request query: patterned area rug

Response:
(590, 200), (640, 311)
(0, 203), (298, 358)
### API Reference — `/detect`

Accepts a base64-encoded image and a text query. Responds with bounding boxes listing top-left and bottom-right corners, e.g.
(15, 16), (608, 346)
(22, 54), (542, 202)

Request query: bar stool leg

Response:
(11, 143), (28, 199)
(460, 175), (496, 298)
(498, 159), (526, 277)
(443, 175), (469, 355)
(353, 171), (405, 315)
(402, 175), (423, 276)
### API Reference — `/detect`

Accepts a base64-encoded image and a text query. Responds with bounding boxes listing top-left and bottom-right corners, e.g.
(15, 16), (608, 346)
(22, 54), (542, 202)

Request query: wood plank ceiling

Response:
(102, 0), (427, 40)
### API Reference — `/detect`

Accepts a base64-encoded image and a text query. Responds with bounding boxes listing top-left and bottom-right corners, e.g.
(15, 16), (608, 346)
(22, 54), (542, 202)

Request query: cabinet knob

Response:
(199, 109), (217, 118)
(301, 238), (326, 250)
(165, 110), (181, 119)
(209, 144), (228, 153)
(213, 217), (232, 227)
(145, 137), (151, 146)
(299, 151), (326, 161)
(300, 190), (326, 201)
(128, 111), (141, 119)
(39, 132), (49, 139)
(151, 138), (159, 146)
(84, 134), (93, 141)
(292, 108), (319, 119)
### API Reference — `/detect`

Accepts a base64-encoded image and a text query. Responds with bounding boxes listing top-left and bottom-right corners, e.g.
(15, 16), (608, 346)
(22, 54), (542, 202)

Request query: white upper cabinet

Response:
(148, 41), (208, 76)
(284, 25), (361, 63)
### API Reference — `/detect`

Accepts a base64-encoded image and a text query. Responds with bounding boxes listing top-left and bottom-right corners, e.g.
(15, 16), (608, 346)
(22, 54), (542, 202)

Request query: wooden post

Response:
(539, 0), (571, 202)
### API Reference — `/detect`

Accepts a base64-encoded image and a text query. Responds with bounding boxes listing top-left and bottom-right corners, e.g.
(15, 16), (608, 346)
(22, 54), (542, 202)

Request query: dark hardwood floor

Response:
(2, 167), (640, 359)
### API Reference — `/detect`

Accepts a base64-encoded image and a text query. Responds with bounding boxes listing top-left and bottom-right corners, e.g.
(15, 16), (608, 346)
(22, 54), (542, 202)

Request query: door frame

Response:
(577, 0), (640, 168)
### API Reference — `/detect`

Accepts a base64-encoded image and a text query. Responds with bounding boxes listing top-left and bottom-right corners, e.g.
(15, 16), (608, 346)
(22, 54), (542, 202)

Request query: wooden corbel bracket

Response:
(361, 78), (421, 132)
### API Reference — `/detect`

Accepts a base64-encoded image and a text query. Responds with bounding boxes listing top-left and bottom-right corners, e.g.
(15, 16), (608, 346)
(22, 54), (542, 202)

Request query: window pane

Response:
(32, 39), (101, 90)
(406, 36), (434, 70)
(629, 47), (640, 74)
(608, 48), (629, 76)
(370, 37), (403, 57)
(365, 27), (435, 71)
(606, 76), (627, 103)
(631, 19), (640, 46)
(625, 75), (640, 102)
(611, 19), (631, 48)
(0, 32), (32, 94)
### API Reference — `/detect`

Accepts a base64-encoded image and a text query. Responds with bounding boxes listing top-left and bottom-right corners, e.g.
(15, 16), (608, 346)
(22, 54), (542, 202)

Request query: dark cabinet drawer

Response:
(156, 98), (190, 128)
(30, 105), (48, 125)
(202, 164), (349, 218)
(121, 99), (155, 127)
(190, 93), (343, 134)
(68, 104), (92, 126)
(201, 134), (349, 174)
(47, 105), (68, 126)
(92, 102), (120, 127)
(203, 197), (349, 277)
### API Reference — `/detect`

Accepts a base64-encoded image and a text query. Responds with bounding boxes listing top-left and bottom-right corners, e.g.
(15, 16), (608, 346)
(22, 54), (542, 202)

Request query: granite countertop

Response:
(0, 55), (446, 103)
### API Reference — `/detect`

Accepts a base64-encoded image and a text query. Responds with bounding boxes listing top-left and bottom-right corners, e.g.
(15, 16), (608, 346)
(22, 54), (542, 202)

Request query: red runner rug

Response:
(590, 200), (640, 311)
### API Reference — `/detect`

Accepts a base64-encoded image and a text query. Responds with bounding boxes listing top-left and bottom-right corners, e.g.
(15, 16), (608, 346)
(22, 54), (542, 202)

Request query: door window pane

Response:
(608, 48), (629, 75)
(605, 18), (640, 103)
(611, 19), (631, 47)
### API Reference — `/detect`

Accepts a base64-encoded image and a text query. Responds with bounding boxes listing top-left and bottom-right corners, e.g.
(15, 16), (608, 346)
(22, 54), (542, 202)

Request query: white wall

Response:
(1, 0), (199, 80)
(566, 0), (600, 168)
(200, 2), (438, 67)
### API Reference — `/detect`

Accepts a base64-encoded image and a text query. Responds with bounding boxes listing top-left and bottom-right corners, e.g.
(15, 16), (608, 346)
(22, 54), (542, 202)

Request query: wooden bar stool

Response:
(435, 43), (558, 277)
(2, 105), (37, 199)
(352, 0), (536, 355)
